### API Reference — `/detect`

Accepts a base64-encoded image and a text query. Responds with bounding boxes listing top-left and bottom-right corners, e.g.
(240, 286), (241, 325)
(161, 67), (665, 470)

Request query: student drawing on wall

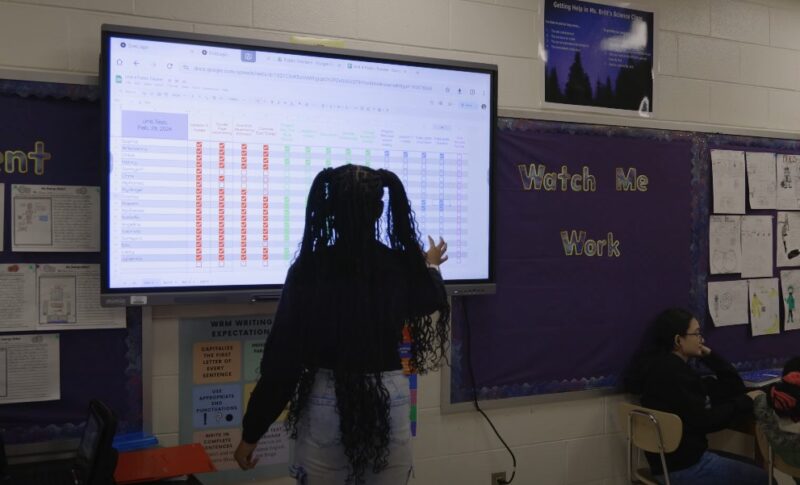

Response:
(712, 292), (733, 322)
(783, 214), (790, 255)
(787, 286), (796, 323)
(782, 165), (793, 189)
(752, 292), (765, 319)
(781, 213), (800, 260)
(712, 249), (738, 273)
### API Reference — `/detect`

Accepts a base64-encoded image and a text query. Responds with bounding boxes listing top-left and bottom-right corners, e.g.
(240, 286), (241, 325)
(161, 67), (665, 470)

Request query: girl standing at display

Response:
(234, 164), (450, 485)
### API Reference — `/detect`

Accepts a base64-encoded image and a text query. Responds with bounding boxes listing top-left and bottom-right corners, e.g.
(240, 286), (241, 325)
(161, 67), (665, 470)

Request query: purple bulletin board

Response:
(0, 79), (142, 443)
(449, 118), (800, 404)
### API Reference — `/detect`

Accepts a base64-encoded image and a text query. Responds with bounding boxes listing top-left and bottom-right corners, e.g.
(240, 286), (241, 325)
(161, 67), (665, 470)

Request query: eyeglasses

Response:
(684, 332), (703, 338)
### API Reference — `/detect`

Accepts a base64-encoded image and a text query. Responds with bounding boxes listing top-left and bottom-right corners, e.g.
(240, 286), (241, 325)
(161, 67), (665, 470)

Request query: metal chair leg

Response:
(768, 445), (774, 485)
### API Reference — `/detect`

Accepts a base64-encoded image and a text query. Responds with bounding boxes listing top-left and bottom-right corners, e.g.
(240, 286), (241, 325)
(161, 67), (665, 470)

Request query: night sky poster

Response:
(544, 0), (654, 112)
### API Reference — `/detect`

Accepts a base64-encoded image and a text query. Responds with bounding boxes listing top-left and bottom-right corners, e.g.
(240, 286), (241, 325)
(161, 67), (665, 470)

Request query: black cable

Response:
(461, 297), (517, 485)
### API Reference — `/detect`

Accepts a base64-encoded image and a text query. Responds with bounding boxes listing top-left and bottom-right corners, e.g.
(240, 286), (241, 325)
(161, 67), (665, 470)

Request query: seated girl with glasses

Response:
(623, 308), (766, 484)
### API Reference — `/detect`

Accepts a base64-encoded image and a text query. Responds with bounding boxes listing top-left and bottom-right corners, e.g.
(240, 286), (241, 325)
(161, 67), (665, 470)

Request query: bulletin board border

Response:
(0, 77), (98, 100)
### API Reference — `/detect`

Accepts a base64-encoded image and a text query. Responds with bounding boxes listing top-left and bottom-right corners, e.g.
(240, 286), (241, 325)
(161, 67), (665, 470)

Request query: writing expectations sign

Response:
(450, 120), (693, 402)
(543, 0), (654, 113)
(179, 315), (290, 484)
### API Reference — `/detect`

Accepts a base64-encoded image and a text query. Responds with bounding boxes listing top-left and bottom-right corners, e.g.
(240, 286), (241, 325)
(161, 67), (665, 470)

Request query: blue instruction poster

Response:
(544, 0), (654, 112)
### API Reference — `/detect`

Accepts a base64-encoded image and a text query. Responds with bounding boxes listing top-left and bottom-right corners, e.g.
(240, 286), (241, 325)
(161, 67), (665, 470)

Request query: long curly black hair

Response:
(285, 164), (450, 483)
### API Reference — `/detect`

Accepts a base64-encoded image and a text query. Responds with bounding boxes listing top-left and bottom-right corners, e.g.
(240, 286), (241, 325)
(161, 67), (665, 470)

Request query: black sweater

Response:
(640, 352), (753, 474)
(241, 245), (447, 444)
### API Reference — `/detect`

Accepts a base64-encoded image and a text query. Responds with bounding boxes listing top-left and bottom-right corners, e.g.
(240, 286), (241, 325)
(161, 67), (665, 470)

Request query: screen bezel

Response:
(100, 25), (497, 306)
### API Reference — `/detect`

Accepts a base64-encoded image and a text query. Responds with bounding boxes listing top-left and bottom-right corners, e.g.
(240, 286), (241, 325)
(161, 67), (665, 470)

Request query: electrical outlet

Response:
(491, 471), (507, 485)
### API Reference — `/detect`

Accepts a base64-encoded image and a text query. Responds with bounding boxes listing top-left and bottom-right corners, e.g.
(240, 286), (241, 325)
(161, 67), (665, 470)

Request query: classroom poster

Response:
(745, 152), (777, 209)
(777, 154), (800, 210)
(11, 184), (100, 252)
(780, 270), (800, 331)
(777, 211), (800, 267)
(748, 278), (780, 337)
(709, 215), (741, 274)
(543, 0), (654, 112)
(711, 150), (746, 215)
(36, 264), (126, 330)
(179, 314), (290, 484)
(0, 264), (37, 332)
(0, 334), (60, 404)
(740, 215), (772, 278)
(707, 280), (748, 327)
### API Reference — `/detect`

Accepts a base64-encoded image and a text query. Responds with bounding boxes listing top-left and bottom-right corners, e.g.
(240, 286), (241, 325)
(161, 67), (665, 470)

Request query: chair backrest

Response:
(618, 402), (682, 454)
(755, 422), (800, 478)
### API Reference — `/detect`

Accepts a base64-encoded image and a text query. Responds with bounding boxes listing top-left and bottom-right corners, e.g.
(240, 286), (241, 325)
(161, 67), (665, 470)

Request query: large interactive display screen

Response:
(101, 26), (496, 305)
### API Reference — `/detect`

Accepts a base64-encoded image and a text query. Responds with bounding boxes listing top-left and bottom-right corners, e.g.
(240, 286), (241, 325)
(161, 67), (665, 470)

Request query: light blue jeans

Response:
(290, 369), (413, 485)
(654, 451), (768, 485)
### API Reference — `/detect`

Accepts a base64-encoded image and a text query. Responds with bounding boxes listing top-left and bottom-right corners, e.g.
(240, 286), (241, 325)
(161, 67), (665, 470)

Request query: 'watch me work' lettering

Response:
(518, 163), (651, 258)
